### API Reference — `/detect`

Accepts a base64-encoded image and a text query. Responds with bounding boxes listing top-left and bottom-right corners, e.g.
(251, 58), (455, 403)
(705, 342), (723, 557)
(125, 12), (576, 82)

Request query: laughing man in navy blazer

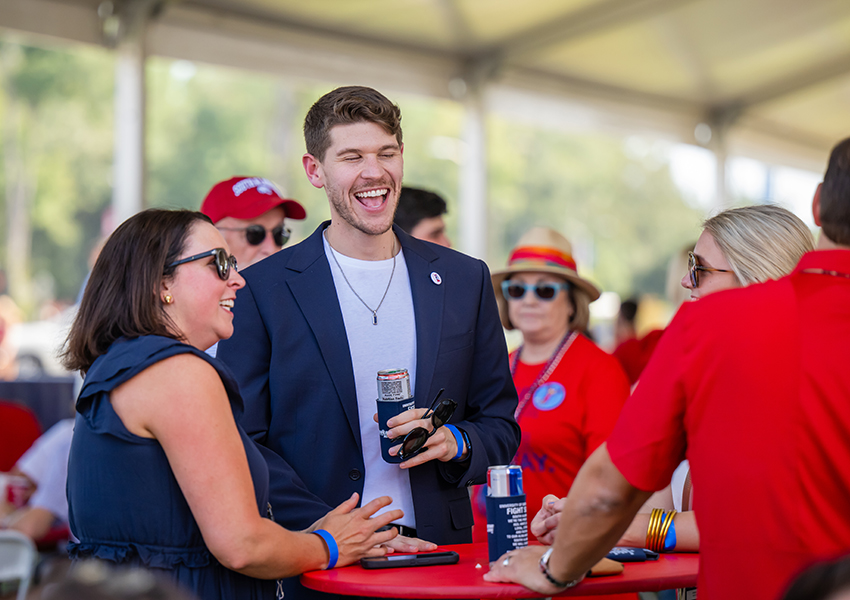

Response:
(218, 86), (520, 571)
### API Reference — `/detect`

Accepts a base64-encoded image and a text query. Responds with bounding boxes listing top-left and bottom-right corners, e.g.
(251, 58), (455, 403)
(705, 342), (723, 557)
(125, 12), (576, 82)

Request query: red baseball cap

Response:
(200, 177), (306, 223)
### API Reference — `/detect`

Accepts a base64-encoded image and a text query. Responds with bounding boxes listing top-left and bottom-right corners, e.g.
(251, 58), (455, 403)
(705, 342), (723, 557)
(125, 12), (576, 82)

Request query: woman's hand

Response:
(309, 493), (404, 568)
(529, 494), (563, 545)
(483, 546), (575, 595)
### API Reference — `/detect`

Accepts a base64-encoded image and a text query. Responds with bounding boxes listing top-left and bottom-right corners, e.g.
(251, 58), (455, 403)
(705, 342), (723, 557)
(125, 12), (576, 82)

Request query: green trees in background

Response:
(0, 40), (113, 314)
(487, 121), (702, 297)
(0, 34), (702, 319)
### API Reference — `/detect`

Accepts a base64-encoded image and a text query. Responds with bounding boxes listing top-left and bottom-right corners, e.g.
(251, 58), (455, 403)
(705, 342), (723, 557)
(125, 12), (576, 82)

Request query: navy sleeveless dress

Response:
(67, 336), (275, 600)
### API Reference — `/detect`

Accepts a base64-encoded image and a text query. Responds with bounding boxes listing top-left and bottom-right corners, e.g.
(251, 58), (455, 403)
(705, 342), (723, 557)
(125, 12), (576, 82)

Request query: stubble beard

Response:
(327, 182), (397, 237)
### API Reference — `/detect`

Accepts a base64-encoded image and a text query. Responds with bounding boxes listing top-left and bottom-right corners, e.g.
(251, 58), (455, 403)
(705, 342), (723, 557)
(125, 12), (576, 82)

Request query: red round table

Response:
(301, 543), (698, 598)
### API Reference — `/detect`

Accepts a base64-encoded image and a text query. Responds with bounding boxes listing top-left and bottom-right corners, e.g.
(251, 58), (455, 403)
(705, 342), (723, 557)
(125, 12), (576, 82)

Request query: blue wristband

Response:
(663, 518), (677, 551)
(444, 424), (464, 460)
(312, 529), (338, 569)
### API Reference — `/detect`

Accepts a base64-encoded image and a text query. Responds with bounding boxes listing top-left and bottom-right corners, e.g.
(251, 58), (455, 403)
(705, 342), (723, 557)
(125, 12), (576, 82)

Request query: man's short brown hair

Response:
(303, 86), (403, 161)
(820, 137), (850, 246)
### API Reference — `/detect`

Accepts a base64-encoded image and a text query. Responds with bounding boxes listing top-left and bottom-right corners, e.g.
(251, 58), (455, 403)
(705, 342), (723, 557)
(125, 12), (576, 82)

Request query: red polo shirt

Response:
(607, 250), (850, 600)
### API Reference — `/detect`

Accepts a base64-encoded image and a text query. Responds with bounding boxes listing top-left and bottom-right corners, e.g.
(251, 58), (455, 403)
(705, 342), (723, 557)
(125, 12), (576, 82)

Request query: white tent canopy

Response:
(3, 0), (849, 254)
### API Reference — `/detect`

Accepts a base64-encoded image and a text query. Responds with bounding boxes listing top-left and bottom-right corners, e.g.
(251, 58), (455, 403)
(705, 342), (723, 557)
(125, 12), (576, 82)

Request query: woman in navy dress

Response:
(63, 209), (401, 599)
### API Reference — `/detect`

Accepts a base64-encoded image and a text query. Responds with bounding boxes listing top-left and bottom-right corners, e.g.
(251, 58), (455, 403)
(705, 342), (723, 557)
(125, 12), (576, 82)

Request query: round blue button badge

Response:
(532, 382), (566, 411)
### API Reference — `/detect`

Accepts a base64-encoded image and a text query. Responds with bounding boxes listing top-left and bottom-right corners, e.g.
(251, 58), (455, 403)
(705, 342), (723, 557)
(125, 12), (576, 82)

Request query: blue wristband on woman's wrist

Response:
(312, 529), (339, 569)
(663, 519), (677, 551)
(444, 424), (464, 461)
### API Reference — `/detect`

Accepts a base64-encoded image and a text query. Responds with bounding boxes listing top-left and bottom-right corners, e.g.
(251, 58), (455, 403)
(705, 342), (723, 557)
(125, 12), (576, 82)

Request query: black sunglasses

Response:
(217, 224), (291, 247)
(397, 388), (457, 461)
(687, 251), (731, 288)
(501, 280), (569, 301)
(167, 248), (238, 281)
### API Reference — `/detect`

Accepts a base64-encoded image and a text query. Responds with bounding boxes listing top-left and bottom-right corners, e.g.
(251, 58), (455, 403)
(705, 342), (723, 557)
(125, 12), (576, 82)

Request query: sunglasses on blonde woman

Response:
(687, 251), (731, 288)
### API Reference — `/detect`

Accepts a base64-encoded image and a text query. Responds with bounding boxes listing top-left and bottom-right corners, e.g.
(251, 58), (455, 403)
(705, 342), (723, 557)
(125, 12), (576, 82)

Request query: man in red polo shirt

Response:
(484, 137), (850, 600)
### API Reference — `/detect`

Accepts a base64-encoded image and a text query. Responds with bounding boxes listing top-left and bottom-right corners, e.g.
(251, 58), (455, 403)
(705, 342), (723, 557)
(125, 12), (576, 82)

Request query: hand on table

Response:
(529, 494), (564, 545)
(379, 533), (438, 553)
(483, 546), (580, 595)
(308, 493), (404, 567)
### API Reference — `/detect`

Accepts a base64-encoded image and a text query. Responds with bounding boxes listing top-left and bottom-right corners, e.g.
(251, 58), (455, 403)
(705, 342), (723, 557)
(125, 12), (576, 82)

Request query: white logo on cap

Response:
(431, 272), (442, 285)
(232, 177), (281, 198)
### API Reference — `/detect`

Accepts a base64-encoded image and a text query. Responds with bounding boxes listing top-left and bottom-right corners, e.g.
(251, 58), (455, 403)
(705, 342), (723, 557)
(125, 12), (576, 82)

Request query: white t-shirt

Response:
(324, 234), (417, 527)
(17, 418), (75, 526)
(671, 459), (690, 512)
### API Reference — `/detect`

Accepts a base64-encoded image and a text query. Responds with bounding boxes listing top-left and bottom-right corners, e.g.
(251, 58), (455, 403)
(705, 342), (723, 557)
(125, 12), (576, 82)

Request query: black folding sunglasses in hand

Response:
(397, 388), (458, 461)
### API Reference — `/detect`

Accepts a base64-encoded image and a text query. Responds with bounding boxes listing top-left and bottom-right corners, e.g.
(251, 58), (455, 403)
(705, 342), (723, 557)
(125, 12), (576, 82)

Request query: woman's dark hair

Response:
(782, 555), (850, 600)
(820, 137), (850, 246)
(62, 209), (212, 374)
(44, 560), (195, 600)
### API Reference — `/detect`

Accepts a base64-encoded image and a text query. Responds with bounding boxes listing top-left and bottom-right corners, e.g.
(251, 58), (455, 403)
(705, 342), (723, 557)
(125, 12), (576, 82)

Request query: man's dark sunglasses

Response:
(687, 251), (731, 288)
(217, 224), (291, 247)
(398, 389), (457, 461)
(167, 248), (238, 281)
(501, 280), (569, 301)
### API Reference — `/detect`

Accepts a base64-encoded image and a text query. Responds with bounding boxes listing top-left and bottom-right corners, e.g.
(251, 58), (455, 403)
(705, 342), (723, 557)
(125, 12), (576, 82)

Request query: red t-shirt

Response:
(607, 250), (850, 600)
(473, 334), (630, 540)
(612, 329), (664, 385)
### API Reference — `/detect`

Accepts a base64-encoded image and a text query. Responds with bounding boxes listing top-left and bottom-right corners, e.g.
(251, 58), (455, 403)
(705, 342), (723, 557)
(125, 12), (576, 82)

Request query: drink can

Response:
(376, 369), (415, 464)
(377, 368), (413, 401)
(4, 475), (31, 509)
(487, 465), (523, 497)
(486, 465), (528, 561)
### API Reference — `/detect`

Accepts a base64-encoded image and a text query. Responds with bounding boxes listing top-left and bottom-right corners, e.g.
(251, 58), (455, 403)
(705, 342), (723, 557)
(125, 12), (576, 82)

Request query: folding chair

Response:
(0, 530), (38, 600)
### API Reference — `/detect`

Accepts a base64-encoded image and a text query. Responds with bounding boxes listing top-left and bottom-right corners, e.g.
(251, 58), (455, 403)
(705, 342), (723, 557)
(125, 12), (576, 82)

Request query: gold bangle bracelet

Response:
(658, 510), (677, 552)
(646, 508), (664, 550)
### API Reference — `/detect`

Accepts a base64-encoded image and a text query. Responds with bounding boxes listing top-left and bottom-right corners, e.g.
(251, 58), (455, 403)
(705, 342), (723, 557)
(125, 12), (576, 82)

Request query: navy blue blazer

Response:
(218, 223), (520, 545)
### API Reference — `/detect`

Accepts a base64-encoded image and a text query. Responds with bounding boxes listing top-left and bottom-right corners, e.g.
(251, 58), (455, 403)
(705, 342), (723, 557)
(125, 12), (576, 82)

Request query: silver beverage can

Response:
(377, 368), (415, 463)
(487, 465), (524, 497)
(377, 368), (413, 401)
(486, 465), (527, 561)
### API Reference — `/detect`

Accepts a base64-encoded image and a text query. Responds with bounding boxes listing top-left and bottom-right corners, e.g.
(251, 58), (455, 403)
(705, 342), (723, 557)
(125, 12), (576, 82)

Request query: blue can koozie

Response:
(377, 397), (416, 463)
(485, 494), (528, 562)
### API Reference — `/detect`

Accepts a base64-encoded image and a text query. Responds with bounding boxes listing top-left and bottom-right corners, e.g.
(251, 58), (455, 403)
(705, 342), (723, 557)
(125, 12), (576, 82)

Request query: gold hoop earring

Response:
(164, 294), (173, 304)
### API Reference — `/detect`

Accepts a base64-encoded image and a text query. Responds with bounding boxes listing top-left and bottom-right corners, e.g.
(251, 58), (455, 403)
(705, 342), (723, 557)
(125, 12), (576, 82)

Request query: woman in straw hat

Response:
(472, 227), (630, 541)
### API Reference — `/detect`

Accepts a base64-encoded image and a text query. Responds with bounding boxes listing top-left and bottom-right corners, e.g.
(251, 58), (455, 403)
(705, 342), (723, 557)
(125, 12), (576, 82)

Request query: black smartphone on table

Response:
(360, 551), (460, 569)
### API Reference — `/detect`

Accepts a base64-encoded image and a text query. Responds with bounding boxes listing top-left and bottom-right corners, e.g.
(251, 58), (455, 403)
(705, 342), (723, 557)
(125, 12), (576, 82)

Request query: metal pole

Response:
(111, 0), (156, 227)
(459, 87), (488, 260)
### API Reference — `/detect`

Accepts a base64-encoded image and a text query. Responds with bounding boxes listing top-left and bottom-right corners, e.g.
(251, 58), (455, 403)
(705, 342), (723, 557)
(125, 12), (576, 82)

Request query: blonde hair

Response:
(703, 205), (814, 286)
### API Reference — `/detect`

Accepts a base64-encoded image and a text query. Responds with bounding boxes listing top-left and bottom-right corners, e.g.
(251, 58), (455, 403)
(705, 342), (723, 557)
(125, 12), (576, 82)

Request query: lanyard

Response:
(510, 331), (577, 419)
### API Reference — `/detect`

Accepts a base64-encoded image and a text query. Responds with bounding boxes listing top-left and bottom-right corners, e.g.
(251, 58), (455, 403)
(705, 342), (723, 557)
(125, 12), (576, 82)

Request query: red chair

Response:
(0, 401), (42, 471)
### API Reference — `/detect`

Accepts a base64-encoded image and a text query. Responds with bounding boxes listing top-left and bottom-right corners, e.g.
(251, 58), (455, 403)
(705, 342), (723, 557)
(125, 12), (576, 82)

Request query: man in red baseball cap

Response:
(200, 176), (306, 268)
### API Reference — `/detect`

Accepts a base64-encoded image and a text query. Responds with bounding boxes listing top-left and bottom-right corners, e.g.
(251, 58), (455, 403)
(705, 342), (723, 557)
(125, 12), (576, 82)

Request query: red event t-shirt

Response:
(607, 250), (850, 600)
(473, 333), (630, 540)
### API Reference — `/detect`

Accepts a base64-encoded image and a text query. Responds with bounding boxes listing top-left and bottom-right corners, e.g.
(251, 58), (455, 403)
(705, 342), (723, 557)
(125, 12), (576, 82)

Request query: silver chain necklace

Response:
(325, 230), (397, 325)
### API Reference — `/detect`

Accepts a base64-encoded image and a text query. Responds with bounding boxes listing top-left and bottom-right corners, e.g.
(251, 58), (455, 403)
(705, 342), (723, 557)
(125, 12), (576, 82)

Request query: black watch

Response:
(538, 548), (582, 589)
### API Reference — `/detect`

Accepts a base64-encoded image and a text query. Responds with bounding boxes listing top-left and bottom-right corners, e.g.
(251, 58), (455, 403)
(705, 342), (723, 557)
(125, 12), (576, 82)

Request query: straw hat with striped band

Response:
(491, 227), (601, 330)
